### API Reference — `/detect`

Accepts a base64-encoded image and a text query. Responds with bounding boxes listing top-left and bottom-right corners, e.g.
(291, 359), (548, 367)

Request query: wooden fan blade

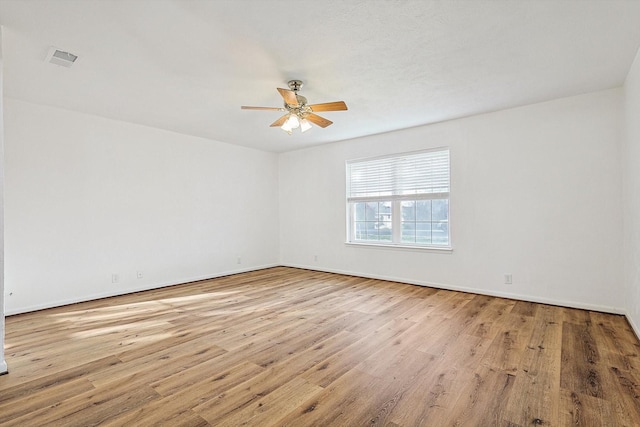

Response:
(277, 88), (299, 106)
(241, 106), (283, 111)
(305, 113), (333, 128)
(270, 114), (289, 127)
(308, 101), (348, 112)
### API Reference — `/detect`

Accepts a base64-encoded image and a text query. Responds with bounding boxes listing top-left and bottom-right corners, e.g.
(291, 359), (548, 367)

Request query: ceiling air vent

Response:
(45, 47), (78, 68)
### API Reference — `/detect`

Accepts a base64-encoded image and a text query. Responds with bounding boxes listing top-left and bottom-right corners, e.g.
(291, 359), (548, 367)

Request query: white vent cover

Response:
(45, 47), (78, 68)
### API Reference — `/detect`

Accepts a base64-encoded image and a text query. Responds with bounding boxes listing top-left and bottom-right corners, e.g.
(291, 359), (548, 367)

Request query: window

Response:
(346, 148), (450, 248)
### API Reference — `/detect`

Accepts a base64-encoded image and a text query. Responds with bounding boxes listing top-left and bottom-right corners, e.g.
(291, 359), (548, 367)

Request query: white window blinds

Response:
(347, 149), (450, 201)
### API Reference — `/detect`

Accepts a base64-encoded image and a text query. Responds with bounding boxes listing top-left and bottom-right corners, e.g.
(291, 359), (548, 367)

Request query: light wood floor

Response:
(1, 267), (640, 426)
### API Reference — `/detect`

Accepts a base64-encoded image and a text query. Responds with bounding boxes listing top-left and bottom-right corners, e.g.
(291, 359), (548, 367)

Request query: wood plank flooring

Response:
(1, 266), (640, 426)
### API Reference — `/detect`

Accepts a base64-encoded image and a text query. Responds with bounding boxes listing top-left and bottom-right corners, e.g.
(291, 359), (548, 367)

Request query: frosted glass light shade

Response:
(300, 118), (312, 132)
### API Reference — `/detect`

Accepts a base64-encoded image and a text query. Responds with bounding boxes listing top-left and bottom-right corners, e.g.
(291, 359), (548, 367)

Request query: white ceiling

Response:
(1, 0), (640, 153)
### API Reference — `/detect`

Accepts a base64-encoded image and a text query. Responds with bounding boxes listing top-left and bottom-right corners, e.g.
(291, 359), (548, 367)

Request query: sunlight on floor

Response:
(48, 290), (244, 323)
(70, 320), (174, 339)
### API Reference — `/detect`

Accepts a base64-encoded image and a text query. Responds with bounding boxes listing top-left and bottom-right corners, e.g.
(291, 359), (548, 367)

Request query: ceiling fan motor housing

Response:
(292, 95), (308, 107)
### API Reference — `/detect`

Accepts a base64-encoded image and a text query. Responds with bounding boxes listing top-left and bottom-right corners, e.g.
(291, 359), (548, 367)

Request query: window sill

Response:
(344, 241), (453, 253)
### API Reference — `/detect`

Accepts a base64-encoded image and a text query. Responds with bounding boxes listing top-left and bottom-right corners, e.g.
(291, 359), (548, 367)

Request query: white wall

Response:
(0, 27), (7, 374)
(280, 89), (624, 313)
(624, 48), (640, 332)
(3, 98), (279, 314)
(1, 76), (630, 319)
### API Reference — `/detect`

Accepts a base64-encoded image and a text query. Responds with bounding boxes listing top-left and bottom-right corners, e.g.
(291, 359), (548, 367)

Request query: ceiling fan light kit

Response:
(241, 80), (348, 135)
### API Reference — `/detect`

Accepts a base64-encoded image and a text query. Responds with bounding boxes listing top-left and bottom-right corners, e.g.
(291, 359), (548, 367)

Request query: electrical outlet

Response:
(137, 271), (143, 279)
(504, 274), (512, 285)
(112, 273), (119, 284)
(237, 257), (241, 265)
(314, 255), (318, 262)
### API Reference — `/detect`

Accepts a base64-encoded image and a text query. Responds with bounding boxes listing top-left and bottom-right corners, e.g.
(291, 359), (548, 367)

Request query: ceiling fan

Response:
(241, 80), (348, 134)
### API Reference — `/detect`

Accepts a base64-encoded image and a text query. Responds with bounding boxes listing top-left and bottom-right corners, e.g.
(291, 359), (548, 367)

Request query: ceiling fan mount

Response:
(241, 80), (348, 134)
(287, 79), (304, 92)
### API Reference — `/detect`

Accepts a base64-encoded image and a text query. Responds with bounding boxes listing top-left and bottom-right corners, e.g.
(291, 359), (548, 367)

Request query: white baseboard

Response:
(5, 262), (630, 321)
(5, 263), (279, 316)
(624, 312), (640, 341)
(282, 263), (626, 315)
(3, 263), (638, 374)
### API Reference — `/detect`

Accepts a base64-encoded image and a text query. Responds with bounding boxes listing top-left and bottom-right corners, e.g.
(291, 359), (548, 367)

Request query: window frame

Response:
(345, 148), (451, 250)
